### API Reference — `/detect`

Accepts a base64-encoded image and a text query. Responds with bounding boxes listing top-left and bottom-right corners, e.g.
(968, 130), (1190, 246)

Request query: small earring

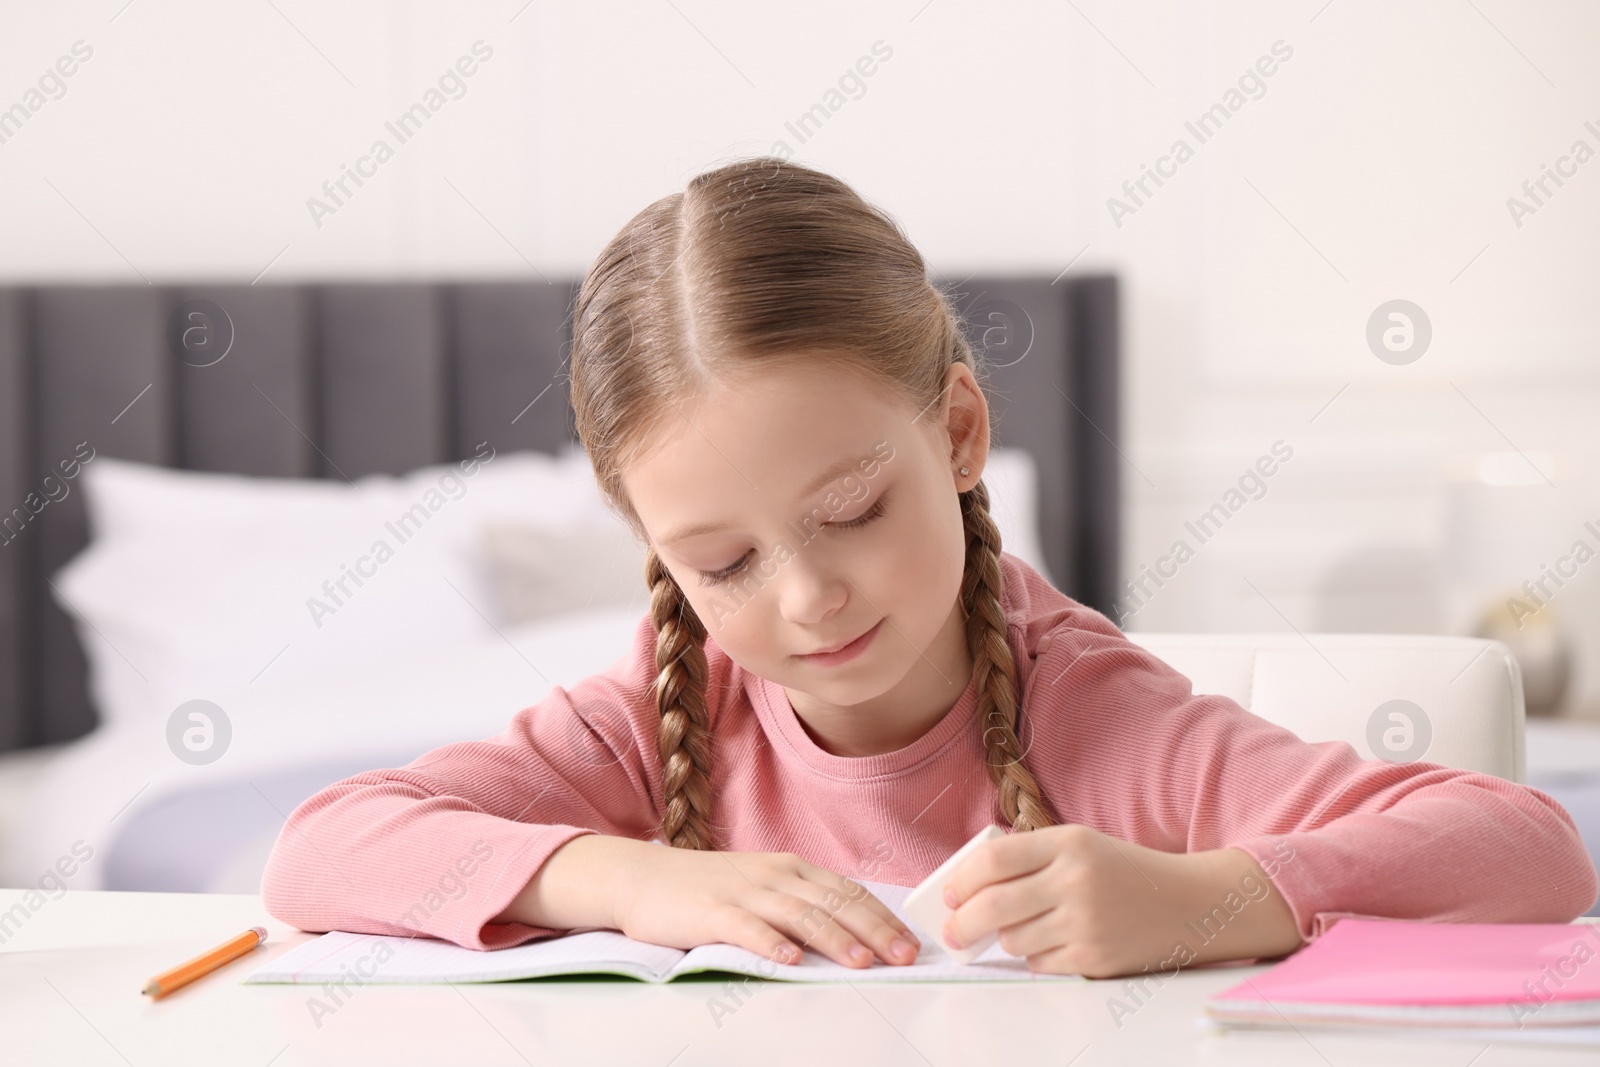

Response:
(958, 466), (969, 477)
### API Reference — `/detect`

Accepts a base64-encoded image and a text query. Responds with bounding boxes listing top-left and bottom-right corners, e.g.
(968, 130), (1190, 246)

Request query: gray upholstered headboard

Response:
(0, 274), (1118, 752)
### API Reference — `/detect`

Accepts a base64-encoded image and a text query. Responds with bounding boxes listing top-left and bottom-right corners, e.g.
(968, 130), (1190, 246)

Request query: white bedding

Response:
(5, 604), (646, 893)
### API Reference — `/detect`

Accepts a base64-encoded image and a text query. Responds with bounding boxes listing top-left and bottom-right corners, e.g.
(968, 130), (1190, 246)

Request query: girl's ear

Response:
(943, 363), (990, 492)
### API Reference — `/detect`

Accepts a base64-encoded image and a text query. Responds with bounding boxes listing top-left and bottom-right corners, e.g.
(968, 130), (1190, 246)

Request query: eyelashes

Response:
(832, 494), (889, 531)
(697, 492), (891, 588)
(700, 554), (751, 587)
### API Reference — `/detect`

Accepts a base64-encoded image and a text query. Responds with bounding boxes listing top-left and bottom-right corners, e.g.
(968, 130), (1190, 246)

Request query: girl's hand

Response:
(939, 824), (1302, 978)
(612, 841), (922, 968)
(507, 834), (921, 969)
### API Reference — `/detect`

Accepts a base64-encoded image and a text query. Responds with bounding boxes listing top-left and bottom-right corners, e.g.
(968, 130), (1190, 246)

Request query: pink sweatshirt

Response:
(261, 552), (1599, 951)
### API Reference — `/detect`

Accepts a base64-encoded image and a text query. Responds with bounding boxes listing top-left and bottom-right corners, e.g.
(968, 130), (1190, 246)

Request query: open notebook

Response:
(248, 879), (1079, 985)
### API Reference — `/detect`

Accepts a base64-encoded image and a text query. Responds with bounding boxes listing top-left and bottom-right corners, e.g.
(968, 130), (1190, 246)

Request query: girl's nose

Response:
(776, 550), (849, 626)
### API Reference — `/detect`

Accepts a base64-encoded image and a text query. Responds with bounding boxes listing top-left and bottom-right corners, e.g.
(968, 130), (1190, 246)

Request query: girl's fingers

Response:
(734, 883), (901, 968)
(791, 873), (921, 966)
(834, 887), (922, 965)
(713, 904), (803, 967)
(1024, 943), (1085, 977)
(945, 873), (1054, 953)
(987, 901), (1063, 959)
(796, 862), (919, 941)
(943, 830), (1059, 909)
(757, 888), (881, 968)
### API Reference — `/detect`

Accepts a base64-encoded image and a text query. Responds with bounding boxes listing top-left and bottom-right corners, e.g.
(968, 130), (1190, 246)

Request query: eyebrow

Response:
(657, 451), (877, 546)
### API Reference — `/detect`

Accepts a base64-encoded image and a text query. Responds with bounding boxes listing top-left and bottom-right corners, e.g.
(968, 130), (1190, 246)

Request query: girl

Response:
(263, 158), (1597, 979)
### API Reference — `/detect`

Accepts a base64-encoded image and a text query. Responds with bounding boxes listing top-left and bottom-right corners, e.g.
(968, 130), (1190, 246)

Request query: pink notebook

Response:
(1206, 918), (1600, 1031)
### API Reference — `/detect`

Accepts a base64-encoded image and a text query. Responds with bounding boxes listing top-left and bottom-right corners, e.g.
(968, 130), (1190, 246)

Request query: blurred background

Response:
(2, 0), (1599, 892)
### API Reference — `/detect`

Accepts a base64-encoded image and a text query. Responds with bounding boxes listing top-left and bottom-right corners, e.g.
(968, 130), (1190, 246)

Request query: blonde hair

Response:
(569, 157), (1056, 849)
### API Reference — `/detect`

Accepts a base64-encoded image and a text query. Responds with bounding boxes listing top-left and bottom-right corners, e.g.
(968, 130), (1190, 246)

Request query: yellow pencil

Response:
(143, 927), (268, 998)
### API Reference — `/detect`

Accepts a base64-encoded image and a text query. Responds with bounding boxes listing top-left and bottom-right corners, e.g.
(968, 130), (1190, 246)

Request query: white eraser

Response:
(904, 824), (1006, 964)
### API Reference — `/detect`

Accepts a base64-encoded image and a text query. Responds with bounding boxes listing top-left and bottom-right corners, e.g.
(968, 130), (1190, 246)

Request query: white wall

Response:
(4, 1), (1599, 705)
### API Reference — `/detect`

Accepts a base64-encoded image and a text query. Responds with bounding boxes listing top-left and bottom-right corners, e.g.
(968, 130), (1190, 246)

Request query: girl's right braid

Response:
(645, 546), (719, 850)
(959, 478), (1057, 834)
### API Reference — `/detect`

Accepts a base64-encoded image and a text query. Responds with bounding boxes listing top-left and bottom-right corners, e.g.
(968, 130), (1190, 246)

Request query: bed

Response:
(0, 274), (1122, 892)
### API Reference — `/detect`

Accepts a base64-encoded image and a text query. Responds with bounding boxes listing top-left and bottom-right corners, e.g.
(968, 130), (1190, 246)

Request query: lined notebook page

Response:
(672, 938), (1069, 982)
(247, 928), (686, 984)
(248, 879), (1081, 985)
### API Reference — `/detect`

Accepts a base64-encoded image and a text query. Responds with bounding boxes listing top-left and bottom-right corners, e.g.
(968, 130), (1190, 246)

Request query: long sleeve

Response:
(1027, 609), (1600, 941)
(261, 614), (668, 950)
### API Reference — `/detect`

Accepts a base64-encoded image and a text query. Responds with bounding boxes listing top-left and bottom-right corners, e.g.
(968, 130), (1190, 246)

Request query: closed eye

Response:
(697, 492), (891, 587)
(699, 550), (754, 587)
(829, 493), (888, 530)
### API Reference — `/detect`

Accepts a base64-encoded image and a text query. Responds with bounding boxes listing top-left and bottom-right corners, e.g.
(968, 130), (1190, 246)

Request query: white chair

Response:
(1125, 633), (1526, 783)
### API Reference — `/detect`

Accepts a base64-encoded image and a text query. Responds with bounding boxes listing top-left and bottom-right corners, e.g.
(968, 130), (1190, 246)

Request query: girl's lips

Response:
(797, 618), (883, 665)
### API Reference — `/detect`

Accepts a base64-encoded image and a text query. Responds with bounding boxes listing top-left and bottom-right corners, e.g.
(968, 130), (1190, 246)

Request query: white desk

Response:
(2, 889), (1596, 1066)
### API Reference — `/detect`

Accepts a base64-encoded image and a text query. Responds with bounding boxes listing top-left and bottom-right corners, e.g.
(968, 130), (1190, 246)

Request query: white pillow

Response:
(481, 519), (651, 626)
(53, 445), (636, 727)
(79, 444), (609, 544)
